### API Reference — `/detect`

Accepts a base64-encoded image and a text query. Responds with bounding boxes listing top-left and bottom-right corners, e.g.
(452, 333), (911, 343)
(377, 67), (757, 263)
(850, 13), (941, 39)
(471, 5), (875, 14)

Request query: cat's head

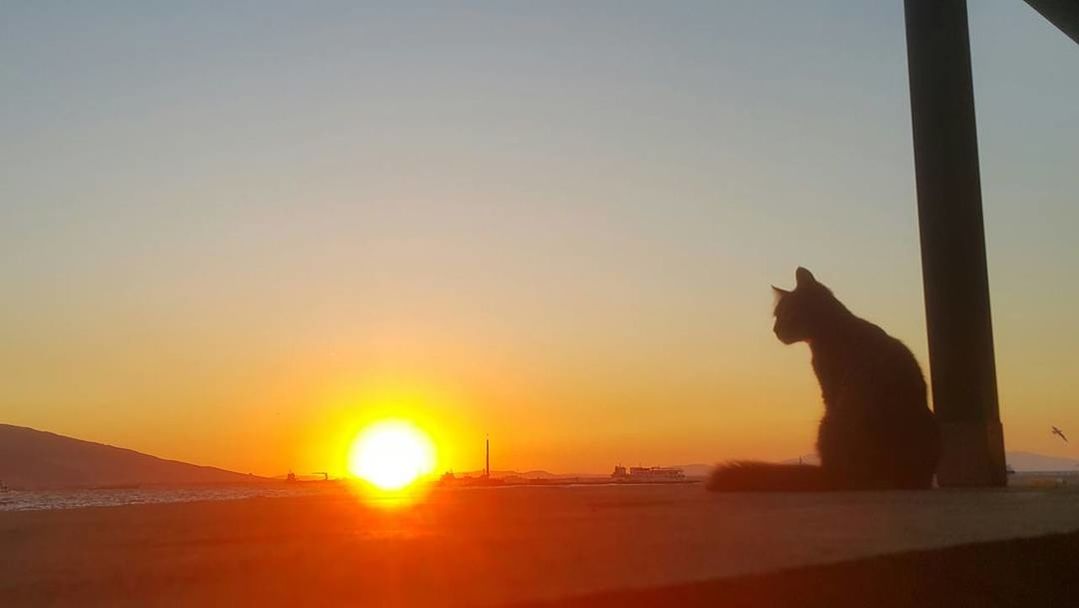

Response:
(771, 267), (842, 345)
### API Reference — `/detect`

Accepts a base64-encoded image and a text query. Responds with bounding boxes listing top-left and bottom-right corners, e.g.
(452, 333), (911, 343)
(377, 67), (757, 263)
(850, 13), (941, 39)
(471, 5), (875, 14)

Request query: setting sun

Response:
(347, 420), (436, 490)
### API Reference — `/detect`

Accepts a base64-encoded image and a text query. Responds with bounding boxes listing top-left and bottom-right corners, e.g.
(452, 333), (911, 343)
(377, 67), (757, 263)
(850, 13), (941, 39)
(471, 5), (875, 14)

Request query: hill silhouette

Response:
(1005, 451), (1079, 472)
(0, 424), (259, 489)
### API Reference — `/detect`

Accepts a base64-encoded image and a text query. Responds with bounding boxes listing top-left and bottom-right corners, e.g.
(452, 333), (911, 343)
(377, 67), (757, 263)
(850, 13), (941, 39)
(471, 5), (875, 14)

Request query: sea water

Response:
(0, 484), (331, 512)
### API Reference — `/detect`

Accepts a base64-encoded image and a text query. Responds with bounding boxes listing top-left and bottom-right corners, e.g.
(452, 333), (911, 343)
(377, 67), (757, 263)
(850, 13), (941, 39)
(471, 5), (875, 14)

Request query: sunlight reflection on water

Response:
(344, 478), (433, 510)
(0, 480), (441, 512)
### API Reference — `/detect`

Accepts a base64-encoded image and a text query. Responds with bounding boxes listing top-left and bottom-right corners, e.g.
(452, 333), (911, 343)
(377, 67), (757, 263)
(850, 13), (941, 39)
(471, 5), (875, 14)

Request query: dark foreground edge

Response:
(511, 529), (1079, 608)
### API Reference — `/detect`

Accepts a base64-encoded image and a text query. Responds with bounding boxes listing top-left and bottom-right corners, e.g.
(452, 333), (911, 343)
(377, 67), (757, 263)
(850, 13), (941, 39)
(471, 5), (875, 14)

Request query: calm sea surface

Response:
(0, 484), (332, 512)
(4, 472), (1075, 513)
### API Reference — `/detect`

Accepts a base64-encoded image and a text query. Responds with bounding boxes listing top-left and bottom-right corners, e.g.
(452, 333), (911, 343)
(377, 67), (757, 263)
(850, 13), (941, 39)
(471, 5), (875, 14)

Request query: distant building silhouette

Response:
(611, 465), (685, 482)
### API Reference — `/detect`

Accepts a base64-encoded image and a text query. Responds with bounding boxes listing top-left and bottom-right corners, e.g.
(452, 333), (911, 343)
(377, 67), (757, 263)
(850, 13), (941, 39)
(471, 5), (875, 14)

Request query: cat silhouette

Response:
(708, 267), (939, 491)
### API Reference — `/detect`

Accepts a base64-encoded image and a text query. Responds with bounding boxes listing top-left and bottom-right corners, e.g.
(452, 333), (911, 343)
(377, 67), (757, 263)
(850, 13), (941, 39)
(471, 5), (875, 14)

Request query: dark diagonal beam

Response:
(1023, 0), (1079, 46)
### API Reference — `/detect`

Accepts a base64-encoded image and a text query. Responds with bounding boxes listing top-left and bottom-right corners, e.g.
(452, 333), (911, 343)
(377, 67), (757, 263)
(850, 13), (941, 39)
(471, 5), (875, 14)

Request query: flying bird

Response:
(1051, 426), (1068, 443)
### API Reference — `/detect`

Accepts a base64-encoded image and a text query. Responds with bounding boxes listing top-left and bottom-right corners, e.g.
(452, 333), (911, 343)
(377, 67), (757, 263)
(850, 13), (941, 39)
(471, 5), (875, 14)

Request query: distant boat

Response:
(611, 465), (686, 482)
(285, 471), (331, 483)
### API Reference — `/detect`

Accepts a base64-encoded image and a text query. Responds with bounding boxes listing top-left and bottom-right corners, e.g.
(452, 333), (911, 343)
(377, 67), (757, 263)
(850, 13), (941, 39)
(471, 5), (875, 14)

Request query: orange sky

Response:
(2, 2), (1077, 477)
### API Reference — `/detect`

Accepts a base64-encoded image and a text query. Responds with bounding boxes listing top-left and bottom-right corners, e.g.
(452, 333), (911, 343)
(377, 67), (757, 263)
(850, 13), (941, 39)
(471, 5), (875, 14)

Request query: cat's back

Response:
(845, 317), (928, 405)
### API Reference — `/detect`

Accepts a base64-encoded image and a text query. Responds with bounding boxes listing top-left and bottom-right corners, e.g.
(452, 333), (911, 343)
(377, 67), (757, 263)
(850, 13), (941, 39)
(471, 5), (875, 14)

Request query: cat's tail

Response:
(706, 461), (832, 492)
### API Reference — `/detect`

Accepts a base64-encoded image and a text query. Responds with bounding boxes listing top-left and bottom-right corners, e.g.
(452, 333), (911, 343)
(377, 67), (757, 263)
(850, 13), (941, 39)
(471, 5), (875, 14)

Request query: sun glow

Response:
(347, 420), (436, 490)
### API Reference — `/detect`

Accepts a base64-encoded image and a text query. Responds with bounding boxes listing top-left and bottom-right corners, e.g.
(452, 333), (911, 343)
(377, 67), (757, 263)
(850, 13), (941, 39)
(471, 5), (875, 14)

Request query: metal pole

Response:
(904, 0), (1007, 486)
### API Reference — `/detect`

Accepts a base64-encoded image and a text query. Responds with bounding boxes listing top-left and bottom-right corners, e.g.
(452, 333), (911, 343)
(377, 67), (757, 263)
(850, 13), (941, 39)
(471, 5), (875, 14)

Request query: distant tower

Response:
(485, 435), (490, 479)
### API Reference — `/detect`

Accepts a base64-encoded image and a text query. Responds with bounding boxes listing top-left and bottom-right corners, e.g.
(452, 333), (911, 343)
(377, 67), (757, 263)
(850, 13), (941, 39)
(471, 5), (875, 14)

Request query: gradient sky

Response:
(3, 1), (1077, 477)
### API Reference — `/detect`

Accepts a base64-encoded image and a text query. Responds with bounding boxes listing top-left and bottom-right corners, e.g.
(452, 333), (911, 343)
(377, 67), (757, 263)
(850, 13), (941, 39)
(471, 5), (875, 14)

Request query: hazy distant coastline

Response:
(2, 424), (1076, 491)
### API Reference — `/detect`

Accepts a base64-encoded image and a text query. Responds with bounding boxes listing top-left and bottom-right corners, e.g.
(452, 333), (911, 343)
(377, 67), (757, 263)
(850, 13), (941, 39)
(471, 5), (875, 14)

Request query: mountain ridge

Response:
(0, 424), (260, 490)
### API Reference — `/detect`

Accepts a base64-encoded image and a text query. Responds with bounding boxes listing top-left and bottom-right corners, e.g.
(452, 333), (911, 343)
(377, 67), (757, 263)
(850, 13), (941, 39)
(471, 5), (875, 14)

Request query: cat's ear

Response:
(795, 267), (816, 288)
(772, 285), (790, 307)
